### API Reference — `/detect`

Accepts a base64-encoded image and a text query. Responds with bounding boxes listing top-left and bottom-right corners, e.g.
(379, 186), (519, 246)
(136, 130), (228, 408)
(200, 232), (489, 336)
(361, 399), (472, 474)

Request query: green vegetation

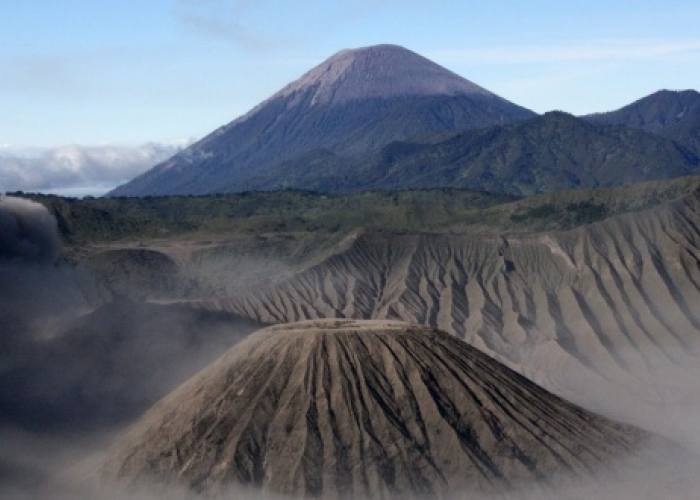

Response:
(509, 201), (609, 229)
(18, 189), (518, 243)
(11, 173), (700, 245)
(14, 194), (194, 244)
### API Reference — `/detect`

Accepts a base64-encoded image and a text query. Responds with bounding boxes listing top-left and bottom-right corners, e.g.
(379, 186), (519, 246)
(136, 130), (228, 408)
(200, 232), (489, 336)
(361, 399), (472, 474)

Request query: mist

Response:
(0, 142), (189, 195)
(0, 195), (61, 263)
(0, 196), (264, 497)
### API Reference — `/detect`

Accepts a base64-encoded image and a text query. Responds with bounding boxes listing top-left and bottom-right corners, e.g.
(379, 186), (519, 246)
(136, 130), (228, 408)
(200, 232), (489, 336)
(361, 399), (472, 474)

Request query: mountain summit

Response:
(109, 44), (534, 196)
(273, 43), (492, 106)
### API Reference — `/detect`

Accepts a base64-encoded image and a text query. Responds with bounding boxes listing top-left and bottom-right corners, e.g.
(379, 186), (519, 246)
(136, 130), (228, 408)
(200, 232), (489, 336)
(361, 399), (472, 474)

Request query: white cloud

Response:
(174, 0), (304, 51)
(0, 141), (194, 196)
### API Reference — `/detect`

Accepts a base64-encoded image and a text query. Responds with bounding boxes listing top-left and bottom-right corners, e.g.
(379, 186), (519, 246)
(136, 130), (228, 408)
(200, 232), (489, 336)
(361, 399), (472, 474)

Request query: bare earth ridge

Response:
(101, 320), (674, 499)
(196, 190), (700, 441)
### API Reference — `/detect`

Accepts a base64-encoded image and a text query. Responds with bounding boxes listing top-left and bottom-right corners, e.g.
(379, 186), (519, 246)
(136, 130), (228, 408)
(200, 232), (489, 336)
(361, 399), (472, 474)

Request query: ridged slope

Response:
(101, 320), (662, 498)
(210, 190), (700, 438)
(109, 45), (534, 196)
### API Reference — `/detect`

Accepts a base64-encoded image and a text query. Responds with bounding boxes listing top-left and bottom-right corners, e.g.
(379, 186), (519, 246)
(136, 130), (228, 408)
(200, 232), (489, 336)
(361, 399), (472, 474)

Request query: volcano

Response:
(100, 320), (674, 498)
(109, 44), (534, 196)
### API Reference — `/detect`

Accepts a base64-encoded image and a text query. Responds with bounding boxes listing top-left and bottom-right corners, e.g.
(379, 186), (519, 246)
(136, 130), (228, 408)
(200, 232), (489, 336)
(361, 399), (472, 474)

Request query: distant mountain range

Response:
(585, 89), (700, 156)
(108, 45), (700, 197)
(229, 111), (699, 195)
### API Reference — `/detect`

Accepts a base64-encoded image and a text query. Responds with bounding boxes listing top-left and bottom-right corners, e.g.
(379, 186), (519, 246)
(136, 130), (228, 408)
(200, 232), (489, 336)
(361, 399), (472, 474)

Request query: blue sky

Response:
(1, 0), (699, 147)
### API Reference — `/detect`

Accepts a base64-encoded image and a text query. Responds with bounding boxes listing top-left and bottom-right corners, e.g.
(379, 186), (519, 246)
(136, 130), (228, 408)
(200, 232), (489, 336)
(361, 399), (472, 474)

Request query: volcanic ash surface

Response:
(100, 319), (684, 498)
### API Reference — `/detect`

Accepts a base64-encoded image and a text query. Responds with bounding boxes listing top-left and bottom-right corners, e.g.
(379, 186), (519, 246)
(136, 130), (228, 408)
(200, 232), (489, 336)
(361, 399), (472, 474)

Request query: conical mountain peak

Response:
(109, 45), (534, 196)
(276, 44), (493, 107)
(100, 320), (674, 497)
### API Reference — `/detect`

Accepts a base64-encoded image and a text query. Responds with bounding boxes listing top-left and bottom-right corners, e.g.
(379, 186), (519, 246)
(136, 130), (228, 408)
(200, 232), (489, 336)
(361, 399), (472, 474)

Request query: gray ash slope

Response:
(205, 187), (700, 442)
(100, 320), (675, 498)
(109, 44), (534, 197)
